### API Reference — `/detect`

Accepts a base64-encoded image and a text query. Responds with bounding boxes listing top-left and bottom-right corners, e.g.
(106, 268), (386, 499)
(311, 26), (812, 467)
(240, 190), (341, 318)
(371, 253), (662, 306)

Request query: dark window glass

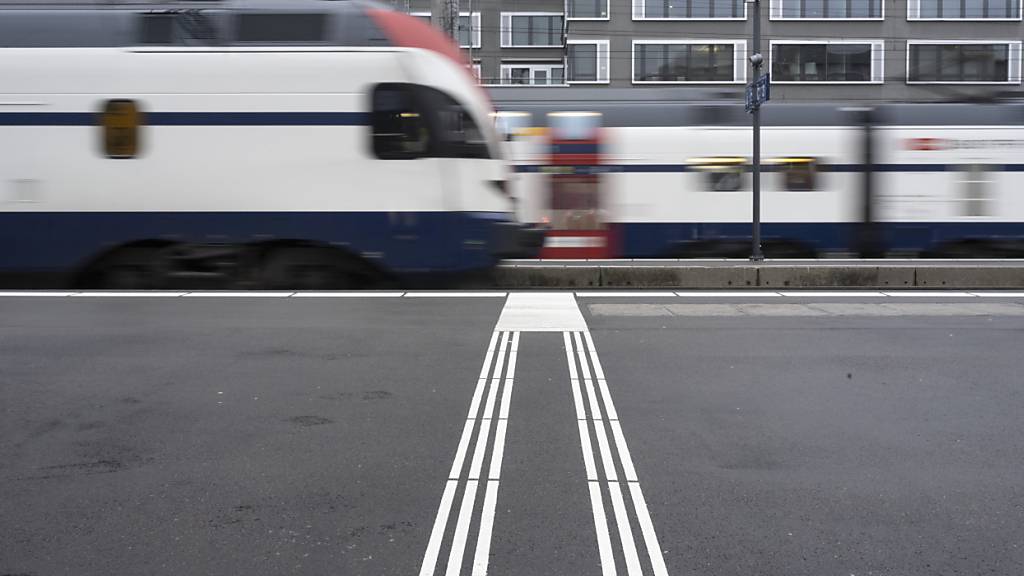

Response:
(909, 44), (1011, 82)
(780, 0), (880, 16)
(634, 43), (734, 82)
(370, 85), (429, 160)
(643, 0), (741, 17)
(782, 159), (818, 191)
(772, 43), (872, 82)
(568, 44), (598, 81)
(510, 15), (563, 46)
(139, 14), (174, 44)
(568, 0), (607, 18)
(419, 88), (490, 159)
(920, 0), (1018, 17)
(236, 13), (328, 43)
(101, 99), (141, 159)
(456, 15), (475, 47)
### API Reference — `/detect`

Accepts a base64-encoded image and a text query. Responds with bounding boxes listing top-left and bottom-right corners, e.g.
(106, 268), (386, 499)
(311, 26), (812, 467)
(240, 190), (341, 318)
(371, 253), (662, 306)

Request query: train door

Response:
(541, 112), (611, 258)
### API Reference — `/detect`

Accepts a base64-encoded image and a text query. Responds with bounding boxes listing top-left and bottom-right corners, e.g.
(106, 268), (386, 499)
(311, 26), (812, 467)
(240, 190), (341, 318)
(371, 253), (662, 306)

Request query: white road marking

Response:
(608, 482), (643, 576)
(882, 291), (976, 297)
(575, 291), (678, 298)
(445, 480), (480, 576)
(488, 420), (508, 481)
(448, 419), (477, 480)
(477, 332), (500, 380)
(405, 292), (508, 298)
(578, 420), (598, 481)
(183, 291), (295, 297)
(969, 291), (1024, 297)
(609, 422), (638, 482)
(592, 420), (618, 481)
(468, 420), (492, 480)
(495, 292), (587, 332)
(583, 332), (606, 380)
(69, 291), (188, 297)
(498, 380), (514, 420)
(777, 291), (886, 297)
(588, 481), (618, 576)
(596, 380), (619, 420)
(570, 380), (587, 420)
(564, 332), (580, 380)
(675, 291), (782, 297)
(292, 291), (405, 297)
(472, 481), (501, 576)
(0, 291), (77, 297)
(419, 480), (459, 576)
(629, 483), (669, 576)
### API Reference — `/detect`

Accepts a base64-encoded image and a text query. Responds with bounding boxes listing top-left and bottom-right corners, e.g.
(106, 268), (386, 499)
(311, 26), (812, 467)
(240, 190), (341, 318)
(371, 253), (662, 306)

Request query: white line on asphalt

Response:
(588, 481), (617, 576)
(445, 480), (480, 576)
(675, 291), (782, 297)
(511, 331), (521, 351)
(477, 332), (500, 380)
(610, 421), (638, 482)
(467, 379), (487, 422)
(69, 291), (188, 297)
(405, 292), (508, 298)
(777, 291), (887, 297)
(183, 291), (296, 297)
(608, 482), (643, 576)
(472, 481), (501, 576)
(448, 420), (477, 480)
(578, 420), (598, 481)
(592, 420), (618, 482)
(583, 332), (606, 380)
(968, 292), (1024, 297)
(628, 483), (669, 576)
(882, 291), (976, 297)
(292, 291), (405, 297)
(499, 379), (514, 420)
(564, 332), (579, 381)
(489, 420), (508, 481)
(574, 332), (593, 381)
(596, 380), (619, 421)
(570, 379), (587, 420)
(0, 291), (77, 297)
(575, 291), (678, 298)
(468, 420), (492, 480)
(505, 351), (518, 380)
(419, 480), (459, 576)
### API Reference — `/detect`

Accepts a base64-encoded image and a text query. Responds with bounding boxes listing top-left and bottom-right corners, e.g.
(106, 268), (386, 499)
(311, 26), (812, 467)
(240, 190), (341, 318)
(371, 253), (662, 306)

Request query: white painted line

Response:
(608, 482), (643, 576)
(969, 292), (1024, 297)
(405, 292), (507, 298)
(563, 332), (579, 380)
(477, 332), (500, 380)
(488, 420), (508, 480)
(584, 332), (607, 380)
(777, 291), (886, 297)
(418, 479), (459, 576)
(471, 480), (501, 576)
(499, 379), (514, 420)
(292, 291), (405, 298)
(468, 419), (492, 480)
(511, 331), (521, 352)
(675, 291), (782, 297)
(495, 292), (587, 332)
(595, 380), (619, 421)
(445, 479), (480, 576)
(505, 351), (518, 380)
(578, 420), (598, 481)
(0, 291), (76, 297)
(70, 291), (188, 297)
(570, 380), (586, 420)
(544, 236), (605, 249)
(467, 379), (488, 422)
(575, 291), (678, 298)
(610, 421), (638, 482)
(592, 420), (618, 481)
(882, 291), (976, 298)
(573, 332), (593, 381)
(183, 291), (295, 298)
(628, 483), (669, 576)
(448, 419), (477, 480)
(587, 481), (617, 576)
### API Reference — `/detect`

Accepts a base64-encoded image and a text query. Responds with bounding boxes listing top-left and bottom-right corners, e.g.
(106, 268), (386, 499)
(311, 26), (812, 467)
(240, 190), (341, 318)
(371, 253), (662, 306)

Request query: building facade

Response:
(393, 0), (1024, 101)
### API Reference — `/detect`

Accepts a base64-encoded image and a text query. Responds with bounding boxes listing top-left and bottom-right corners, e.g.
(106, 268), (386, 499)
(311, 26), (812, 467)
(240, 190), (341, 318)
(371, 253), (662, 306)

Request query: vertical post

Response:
(750, 0), (763, 261)
(431, 0), (459, 41)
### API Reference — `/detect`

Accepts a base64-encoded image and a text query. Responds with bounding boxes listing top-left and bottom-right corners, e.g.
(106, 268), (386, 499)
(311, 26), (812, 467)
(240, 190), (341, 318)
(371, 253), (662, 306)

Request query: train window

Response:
(370, 85), (430, 160)
(960, 164), (992, 217)
(690, 157), (746, 191)
(778, 157), (818, 191)
(493, 112), (532, 141)
(421, 89), (491, 159)
(139, 14), (175, 44)
(236, 14), (329, 43)
(101, 99), (142, 159)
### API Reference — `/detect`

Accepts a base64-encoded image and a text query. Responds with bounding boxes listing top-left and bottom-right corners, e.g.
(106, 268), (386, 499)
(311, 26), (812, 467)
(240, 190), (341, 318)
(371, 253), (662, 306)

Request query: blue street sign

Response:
(745, 74), (770, 113)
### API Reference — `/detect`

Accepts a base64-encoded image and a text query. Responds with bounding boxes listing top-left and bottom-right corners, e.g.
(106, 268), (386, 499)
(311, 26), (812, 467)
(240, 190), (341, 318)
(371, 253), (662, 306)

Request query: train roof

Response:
(488, 87), (1024, 127)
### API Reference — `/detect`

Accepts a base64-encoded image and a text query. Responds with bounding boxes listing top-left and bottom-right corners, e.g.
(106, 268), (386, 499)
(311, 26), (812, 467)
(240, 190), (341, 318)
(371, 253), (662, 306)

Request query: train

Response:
(0, 0), (541, 289)
(489, 87), (1024, 259)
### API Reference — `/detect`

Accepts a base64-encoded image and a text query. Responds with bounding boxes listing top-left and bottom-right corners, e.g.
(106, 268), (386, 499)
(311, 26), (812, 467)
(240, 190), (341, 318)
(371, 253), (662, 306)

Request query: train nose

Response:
(493, 222), (546, 259)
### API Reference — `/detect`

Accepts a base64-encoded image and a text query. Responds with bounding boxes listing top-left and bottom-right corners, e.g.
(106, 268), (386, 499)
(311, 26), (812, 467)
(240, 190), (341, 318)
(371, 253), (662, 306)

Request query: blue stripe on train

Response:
(616, 222), (1024, 257)
(0, 211), (506, 274)
(0, 112), (370, 126)
(513, 163), (1024, 173)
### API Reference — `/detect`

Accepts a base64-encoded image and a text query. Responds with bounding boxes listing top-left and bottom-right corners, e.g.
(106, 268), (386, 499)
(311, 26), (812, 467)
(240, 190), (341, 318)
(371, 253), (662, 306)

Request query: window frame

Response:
(411, 12), (482, 48)
(906, 40), (1023, 84)
(566, 39), (611, 84)
(567, 0), (611, 21)
(499, 62), (567, 86)
(631, 39), (748, 84)
(500, 12), (565, 49)
(769, 40), (885, 84)
(907, 0), (1022, 20)
(769, 0), (884, 20)
(632, 0), (748, 20)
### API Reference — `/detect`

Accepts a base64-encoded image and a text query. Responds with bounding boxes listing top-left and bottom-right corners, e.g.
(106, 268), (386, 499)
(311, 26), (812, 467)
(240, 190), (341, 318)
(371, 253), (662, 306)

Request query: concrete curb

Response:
(494, 264), (1024, 289)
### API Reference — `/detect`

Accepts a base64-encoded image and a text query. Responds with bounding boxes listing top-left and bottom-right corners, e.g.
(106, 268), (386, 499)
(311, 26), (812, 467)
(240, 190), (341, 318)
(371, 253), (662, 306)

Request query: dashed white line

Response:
(628, 483), (669, 576)
(498, 380), (514, 420)
(472, 481), (501, 576)
(445, 480), (480, 576)
(419, 480), (460, 576)
(882, 291), (976, 297)
(588, 481), (618, 576)
(608, 482), (644, 576)
(468, 420), (492, 481)
(969, 291), (1024, 297)
(675, 291), (782, 297)
(0, 291), (77, 297)
(448, 419), (477, 480)
(488, 420), (508, 481)
(69, 291), (188, 297)
(578, 420), (599, 481)
(292, 291), (405, 297)
(592, 421), (618, 481)
(609, 421), (638, 483)
(576, 291), (678, 298)
(405, 292), (508, 298)
(777, 291), (886, 297)
(183, 291), (295, 298)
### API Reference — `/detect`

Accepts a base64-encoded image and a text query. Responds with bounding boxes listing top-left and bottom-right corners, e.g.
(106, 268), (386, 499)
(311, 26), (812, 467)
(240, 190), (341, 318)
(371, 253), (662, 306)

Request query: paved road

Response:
(2, 291), (1023, 576)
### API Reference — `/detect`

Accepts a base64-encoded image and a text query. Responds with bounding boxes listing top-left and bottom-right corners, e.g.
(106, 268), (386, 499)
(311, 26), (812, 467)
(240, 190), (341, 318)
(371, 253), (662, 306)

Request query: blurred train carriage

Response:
(490, 87), (1024, 258)
(0, 0), (542, 288)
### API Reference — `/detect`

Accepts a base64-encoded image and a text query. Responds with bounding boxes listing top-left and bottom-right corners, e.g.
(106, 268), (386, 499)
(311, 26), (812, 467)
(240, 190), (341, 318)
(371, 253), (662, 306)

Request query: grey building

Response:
(393, 0), (1024, 101)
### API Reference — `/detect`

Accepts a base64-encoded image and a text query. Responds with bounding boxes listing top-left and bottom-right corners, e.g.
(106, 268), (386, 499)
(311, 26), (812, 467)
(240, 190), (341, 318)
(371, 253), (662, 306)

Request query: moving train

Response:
(0, 1), (540, 288)
(489, 87), (1024, 259)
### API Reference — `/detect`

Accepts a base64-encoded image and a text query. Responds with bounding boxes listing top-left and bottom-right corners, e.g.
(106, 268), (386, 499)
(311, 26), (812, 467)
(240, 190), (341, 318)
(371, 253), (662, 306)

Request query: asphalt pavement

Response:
(2, 290), (1023, 576)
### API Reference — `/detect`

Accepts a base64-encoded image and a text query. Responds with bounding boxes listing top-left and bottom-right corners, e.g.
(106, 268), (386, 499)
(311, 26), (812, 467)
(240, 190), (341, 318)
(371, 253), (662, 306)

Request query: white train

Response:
(490, 87), (1024, 259)
(0, 1), (540, 288)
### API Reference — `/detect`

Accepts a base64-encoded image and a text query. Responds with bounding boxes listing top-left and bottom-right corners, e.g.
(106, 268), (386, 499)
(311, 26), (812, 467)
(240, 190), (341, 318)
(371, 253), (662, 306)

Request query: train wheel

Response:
(95, 247), (163, 289)
(260, 247), (356, 290)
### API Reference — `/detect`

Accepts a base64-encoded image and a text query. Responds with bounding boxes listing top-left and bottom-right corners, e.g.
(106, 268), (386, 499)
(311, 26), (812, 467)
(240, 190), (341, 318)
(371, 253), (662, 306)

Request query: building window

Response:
(909, 0), (1021, 18)
(500, 13), (564, 48)
(568, 0), (610, 19)
(633, 41), (745, 83)
(770, 0), (882, 18)
(633, 0), (746, 19)
(500, 63), (565, 85)
(412, 13), (481, 48)
(908, 42), (1022, 83)
(236, 13), (329, 43)
(567, 40), (610, 83)
(771, 41), (883, 83)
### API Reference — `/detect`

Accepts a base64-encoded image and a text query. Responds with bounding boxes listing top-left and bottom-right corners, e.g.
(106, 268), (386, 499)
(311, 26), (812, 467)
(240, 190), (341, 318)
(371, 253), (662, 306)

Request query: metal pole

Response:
(431, 0), (458, 41)
(751, 0), (763, 261)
